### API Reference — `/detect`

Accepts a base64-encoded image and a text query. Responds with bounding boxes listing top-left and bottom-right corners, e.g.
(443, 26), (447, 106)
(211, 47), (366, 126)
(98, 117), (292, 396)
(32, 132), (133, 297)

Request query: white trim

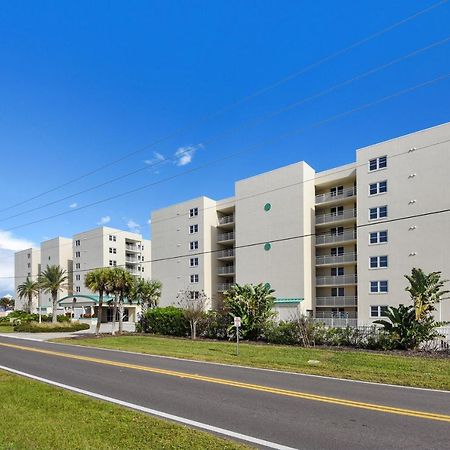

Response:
(0, 365), (296, 450)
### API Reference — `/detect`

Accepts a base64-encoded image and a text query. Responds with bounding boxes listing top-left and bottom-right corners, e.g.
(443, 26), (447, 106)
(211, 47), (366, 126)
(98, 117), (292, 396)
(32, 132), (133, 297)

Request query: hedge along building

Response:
(151, 122), (450, 326)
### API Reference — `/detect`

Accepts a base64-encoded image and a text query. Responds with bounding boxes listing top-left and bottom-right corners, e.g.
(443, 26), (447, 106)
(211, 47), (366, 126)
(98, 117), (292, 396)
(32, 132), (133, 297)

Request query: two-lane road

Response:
(0, 335), (449, 449)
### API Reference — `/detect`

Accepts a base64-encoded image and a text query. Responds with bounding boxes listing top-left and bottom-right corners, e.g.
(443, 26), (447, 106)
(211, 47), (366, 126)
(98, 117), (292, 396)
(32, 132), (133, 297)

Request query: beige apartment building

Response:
(151, 122), (450, 325)
(14, 247), (41, 311)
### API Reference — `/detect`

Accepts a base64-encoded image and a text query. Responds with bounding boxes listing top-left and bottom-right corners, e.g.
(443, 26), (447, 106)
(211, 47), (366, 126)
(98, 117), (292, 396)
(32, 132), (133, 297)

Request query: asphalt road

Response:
(0, 335), (449, 450)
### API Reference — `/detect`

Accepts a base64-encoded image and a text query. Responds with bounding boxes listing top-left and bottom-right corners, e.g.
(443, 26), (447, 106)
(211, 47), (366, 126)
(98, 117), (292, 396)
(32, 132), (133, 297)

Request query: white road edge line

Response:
(0, 364), (297, 450)
(1, 333), (449, 394)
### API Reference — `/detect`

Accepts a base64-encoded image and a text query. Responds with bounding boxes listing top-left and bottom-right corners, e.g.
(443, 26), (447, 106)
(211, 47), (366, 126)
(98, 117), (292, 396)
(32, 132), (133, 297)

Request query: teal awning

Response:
(58, 294), (138, 306)
(274, 298), (304, 304)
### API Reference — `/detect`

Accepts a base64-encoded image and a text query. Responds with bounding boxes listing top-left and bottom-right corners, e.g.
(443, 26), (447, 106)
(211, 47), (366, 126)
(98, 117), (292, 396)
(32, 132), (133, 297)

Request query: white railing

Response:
(126, 245), (138, 252)
(217, 232), (235, 241)
(219, 215), (235, 225)
(315, 186), (357, 204)
(217, 249), (235, 258)
(316, 274), (357, 285)
(316, 230), (357, 245)
(316, 296), (358, 307)
(316, 253), (357, 265)
(312, 318), (358, 328)
(315, 208), (357, 225)
(218, 266), (235, 275)
(217, 283), (233, 292)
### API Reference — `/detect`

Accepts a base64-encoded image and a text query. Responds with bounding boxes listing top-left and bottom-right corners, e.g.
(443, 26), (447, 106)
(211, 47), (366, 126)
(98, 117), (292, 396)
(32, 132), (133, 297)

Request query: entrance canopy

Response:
(58, 295), (138, 307)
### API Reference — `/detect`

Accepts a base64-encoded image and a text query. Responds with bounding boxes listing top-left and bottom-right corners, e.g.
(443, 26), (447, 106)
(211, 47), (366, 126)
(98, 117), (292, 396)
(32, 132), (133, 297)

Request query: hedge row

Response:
(14, 322), (90, 333)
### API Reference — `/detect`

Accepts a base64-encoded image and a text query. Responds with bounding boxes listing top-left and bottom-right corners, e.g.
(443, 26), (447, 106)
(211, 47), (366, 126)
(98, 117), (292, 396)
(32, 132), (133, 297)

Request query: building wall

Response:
(357, 122), (450, 324)
(14, 248), (41, 311)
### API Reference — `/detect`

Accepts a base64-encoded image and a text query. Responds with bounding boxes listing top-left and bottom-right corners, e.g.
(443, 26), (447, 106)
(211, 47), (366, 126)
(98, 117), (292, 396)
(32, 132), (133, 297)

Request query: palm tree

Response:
(17, 278), (40, 313)
(39, 265), (68, 323)
(106, 267), (123, 336)
(135, 279), (162, 315)
(85, 268), (110, 335)
(109, 268), (135, 334)
(405, 268), (449, 321)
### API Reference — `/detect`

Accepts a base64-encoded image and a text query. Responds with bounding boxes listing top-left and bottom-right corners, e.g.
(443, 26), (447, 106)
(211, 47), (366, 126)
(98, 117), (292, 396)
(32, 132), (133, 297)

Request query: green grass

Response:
(54, 335), (450, 390)
(0, 324), (14, 333)
(0, 370), (249, 450)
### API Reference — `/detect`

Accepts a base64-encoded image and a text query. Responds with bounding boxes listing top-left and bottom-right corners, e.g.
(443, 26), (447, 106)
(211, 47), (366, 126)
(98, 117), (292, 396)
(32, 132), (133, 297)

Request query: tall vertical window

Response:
(190, 257), (199, 267)
(330, 185), (343, 197)
(190, 274), (199, 283)
(369, 156), (387, 171)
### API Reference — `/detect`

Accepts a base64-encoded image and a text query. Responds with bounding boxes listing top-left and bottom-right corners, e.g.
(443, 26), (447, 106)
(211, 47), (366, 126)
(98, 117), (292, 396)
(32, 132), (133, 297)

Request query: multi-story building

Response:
(152, 121), (450, 325)
(14, 247), (41, 311)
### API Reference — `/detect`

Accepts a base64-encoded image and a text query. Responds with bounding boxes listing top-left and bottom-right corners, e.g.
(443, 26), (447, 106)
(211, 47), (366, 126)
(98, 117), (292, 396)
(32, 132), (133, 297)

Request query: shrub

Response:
(264, 317), (316, 346)
(137, 307), (189, 337)
(198, 310), (232, 340)
(14, 321), (90, 333)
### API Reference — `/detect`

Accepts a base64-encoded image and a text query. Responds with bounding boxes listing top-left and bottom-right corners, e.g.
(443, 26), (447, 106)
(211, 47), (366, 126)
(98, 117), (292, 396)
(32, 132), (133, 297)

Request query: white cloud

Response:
(97, 216), (111, 225)
(174, 144), (203, 166)
(0, 231), (35, 295)
(69, 202), (78, 208)
(127, 219), (140, 233)
(144, 152), (166, 165)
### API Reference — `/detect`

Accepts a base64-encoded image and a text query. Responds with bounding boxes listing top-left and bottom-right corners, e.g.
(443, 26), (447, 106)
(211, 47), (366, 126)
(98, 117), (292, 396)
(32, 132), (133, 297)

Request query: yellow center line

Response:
(1, 341), (449, 423)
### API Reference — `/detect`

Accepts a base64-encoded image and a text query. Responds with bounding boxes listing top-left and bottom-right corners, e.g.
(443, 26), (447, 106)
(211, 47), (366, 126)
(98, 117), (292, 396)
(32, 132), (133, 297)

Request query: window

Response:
(370, 305), (389, 318)
(189, 241), (199, 250)
(27, 253), (31, 259)
(113, 261), (117, 267)
(370, 255), (388, 269)
(190, 257), (199, 267)
(331, 206), (344, 216)
(75, 274), (81, 281)
(109, 235), (116, 241)
(48, 256), (51, 260)
(109, 248), (116, 254)
(369, 206), (387, 220)
(76, 286), (81, 293)
(189, 224), (199, 234)
(109, 260), (113, 266)
(331, 267), (344, 276)
(113, 236), (116, 242)
(75, 263), (80, 269)
(370, 280), (388, 293)
(109, 235), (112, 241)
(75, 251), (81, 258)
(331, 287), (344, 296)
(330, 185), (344, 197)
(369, 230), (388, 244)
(141, 267), (144, 272)
(75, 239), (81, 246)
(369, 180), (387, 196)
(369, 156), (387, 171)
(190, 274), (199, 283)
(330, 226), (344, 236)
(27, 272), (31, 277)
(189, 207), (199, 218)
(331, 247), (344, 256)
(27, 263), (31, 268)
(190, 291), (200, 299)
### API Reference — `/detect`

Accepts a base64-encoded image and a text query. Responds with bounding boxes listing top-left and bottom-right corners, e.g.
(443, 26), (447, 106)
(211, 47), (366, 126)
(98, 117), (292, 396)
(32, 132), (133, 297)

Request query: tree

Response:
(85, 268), (110, 335)
(223, 283), (275, 340)
(177, 289), (209, 339)
(16, 279), (39, 313)
(134, 279), (162, 315)
(107, 268), (135, 335)
(405, 268), (449, 321)
(0, 296), (15, 310)
(38, 265), (68, 323)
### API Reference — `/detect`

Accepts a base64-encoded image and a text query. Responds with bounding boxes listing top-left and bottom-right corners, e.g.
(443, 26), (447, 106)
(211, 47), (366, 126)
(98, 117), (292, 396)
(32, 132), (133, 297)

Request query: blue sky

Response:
(0, 0), (449, 294)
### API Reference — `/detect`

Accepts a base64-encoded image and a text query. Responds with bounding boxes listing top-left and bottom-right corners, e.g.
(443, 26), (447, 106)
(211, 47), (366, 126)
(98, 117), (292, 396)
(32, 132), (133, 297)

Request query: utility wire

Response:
(2, 35), (449, 224)
(1, 0), (447, 214)
(3, 71), (450, 234)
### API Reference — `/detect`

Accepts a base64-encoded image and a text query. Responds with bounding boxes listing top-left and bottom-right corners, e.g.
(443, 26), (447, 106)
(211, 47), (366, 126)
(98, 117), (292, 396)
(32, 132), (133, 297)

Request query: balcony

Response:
(312, 317), (358, 328)
(315, 208), (356, 226)
(315, 230), (357, 246)
(217, 232), (235, 243)
(217, 248), (235, 260)
(315, 252), (357, 266)
(316, 296), (358, 307)
(315, 186), (356, 205)
(125, 257), (138, 264)
(217, 282), (234, 292)
(316, 274), (357, 286)
(218, 265), (235, 276)
(218, 215), (235, 225)
(125, 244), (139, 253)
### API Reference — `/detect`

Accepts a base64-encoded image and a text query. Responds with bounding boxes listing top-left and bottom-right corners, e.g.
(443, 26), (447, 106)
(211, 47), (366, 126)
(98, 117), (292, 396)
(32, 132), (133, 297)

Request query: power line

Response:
(1, 0), (447, 214)
(3, 71), (450, 235)
(2, 35), (448, 224)
(7, 205), (450, 281)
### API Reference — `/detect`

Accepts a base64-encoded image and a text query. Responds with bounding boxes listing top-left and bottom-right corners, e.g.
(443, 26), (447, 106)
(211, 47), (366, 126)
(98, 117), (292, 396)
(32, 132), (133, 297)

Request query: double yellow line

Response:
(1, 341), (449, 423)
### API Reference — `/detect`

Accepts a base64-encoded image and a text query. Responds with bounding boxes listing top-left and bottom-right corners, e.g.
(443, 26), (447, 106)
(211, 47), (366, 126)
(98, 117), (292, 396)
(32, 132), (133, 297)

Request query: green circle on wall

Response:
(264, 242), (271, 251)
(264, 203), (271, 211)
(264, 283), (271, 290)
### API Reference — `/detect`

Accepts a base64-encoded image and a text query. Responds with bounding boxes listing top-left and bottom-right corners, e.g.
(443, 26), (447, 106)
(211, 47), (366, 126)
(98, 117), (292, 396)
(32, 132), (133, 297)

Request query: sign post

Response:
(234, 316), (241, 356)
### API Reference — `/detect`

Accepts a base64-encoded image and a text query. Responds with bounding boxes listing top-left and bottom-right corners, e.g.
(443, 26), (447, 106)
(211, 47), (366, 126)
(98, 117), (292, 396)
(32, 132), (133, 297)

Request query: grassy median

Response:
(54, 335), (450, 390)
(0, 370), (249, 450)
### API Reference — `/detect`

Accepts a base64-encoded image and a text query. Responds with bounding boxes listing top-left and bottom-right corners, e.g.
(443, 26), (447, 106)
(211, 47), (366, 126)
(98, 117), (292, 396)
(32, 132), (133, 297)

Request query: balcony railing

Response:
(316, 296), (358, 307)
(315, 311), (357, 319)
(315, 253), (357, 265)
(217, 282), (234, 292)
(125, 257), (138, 264)
(316, 274), (357, 286)
(315, 186), (357, 204)
(125, 244), (139, 252)
(217, 249), (235, 258)
(217, 232), (235, 242)
(315, 230), (357, 245)
(312, 318), (358, 328)
(218, 266), (235, 275)
(219, 215), (235, 225)
(315, 209), (356, 225)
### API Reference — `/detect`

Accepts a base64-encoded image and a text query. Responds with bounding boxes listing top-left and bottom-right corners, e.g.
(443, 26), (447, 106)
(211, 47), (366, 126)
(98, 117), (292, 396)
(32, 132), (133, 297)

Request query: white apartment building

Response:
(14, 247), (41, 311)
(151, 122), (450, 325)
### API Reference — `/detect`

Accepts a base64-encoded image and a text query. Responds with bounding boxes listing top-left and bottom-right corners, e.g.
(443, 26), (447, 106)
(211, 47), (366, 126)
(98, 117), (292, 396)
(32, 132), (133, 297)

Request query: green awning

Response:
(274, 298), (304, 304)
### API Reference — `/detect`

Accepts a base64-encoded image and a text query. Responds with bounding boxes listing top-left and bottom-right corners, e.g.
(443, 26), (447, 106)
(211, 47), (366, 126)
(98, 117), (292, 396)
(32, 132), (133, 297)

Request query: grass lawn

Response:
(0, 324), (14, 333)
(54, 335), (450, 390)
(0, 370), (249, 450)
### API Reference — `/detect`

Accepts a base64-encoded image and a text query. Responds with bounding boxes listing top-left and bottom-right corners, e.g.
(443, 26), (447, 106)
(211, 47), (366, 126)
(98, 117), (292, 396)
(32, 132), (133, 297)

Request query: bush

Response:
(14, 321), (90, 333)
(4, 311), (70, 324)
(198, 310), (232, 340)
(137, 307), (189, 337)
(264, 318), (316, 346)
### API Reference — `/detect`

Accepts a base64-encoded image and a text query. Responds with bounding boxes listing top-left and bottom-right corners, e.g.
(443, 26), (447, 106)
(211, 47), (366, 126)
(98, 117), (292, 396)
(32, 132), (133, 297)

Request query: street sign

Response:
(234, 317), (241, 356)
(234, 316), (241, 327)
